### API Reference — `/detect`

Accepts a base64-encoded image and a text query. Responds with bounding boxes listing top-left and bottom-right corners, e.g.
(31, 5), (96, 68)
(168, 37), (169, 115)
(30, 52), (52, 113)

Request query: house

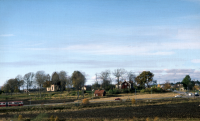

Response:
(94, 89), (106, 97)
(82, 85), (92, 91)
(115, 80), (133, 89)
(23, 89), (29, 93)
(175, 83), (184, 91)
(47, 85), (60, 92)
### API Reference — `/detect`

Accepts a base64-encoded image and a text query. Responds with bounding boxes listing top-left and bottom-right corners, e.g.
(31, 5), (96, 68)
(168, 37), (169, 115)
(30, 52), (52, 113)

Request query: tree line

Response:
(3, 68), (198, 96)
(1, 69), (155, 94)
(1, 71), (73, 97)
(92, 69), (154, 91)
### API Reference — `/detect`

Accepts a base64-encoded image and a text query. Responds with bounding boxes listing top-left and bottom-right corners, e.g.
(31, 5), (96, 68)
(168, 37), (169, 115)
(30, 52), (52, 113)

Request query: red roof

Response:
(94, 90), (105, 94)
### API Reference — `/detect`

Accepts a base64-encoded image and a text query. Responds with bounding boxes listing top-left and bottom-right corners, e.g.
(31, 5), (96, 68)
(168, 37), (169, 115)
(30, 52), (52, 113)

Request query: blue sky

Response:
(0, 0), (200, 87)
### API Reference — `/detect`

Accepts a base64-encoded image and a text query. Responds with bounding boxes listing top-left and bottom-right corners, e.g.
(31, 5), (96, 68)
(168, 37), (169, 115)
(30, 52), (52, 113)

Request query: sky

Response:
(0, 0), (200, 87)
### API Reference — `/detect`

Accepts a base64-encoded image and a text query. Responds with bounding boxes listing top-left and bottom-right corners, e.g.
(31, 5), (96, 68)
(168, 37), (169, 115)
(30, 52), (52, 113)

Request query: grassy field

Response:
(88, 92), (176, 102)
(0, 98), (200, 121)
(1, 91), (200, 121)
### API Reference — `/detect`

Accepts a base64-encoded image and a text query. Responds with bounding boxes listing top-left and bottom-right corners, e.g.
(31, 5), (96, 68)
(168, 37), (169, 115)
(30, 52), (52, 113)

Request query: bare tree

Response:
(113, 68), (126, 89)
(127, 71), (136, 82)
(164, 80), (171, 90)
(24, 72), (34, 95)
(35, 71), (47, 97)
(15, 75), (24, 91)
(66, 76), (72, 89)
(127, 71), (136, 88)
(99, 70), (111, 90)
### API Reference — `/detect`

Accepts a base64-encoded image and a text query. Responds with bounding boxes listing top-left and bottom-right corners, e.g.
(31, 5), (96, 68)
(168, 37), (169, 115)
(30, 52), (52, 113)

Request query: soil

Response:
(0, 101), (200, 119)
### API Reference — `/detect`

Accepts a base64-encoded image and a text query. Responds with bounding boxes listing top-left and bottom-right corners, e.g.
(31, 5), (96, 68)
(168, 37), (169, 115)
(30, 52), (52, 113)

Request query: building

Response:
(115, 80), (133, 89)
(82, 85), (92, 91)
(47, 85), (60, 92)
(94, 89), (106, 97)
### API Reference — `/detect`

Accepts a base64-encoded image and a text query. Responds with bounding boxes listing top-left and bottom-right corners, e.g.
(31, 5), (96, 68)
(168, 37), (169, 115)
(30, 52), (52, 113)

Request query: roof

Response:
(84, 85), (92, 87)
(94, 90), (105, 94)
(116, 81), (132, 85)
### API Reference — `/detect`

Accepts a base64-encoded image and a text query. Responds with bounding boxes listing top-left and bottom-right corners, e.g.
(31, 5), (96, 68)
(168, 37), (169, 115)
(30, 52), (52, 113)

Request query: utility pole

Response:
(135, 88), (137, 104)
(95, 73), (98, 82)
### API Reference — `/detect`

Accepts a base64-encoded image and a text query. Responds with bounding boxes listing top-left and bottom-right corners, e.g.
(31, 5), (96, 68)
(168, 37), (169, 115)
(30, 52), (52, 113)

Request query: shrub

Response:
(122, 89), (129, 93)
(18, 114), (23, 120)
(154, 117), (159, 121)
(108, 89), (113, 94)
(146, 117), (150, 121)
(49, 115), (54, 121)
(82, 98), (89, 104)
(131, 99), (136, 104)
(112, 89), (120, 94)
(140, 89), (145, 93)
(32, 113), (48, 121)
(55, 116), (59, 121)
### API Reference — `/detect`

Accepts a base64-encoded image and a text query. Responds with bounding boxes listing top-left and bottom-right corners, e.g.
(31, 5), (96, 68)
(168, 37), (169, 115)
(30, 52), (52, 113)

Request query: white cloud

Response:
(0, 34), (14, 37)
(163, 69), (195, 74)
(151, 69), (200, 83)
(191, 59), (200, 63)
(21, 26), (200, 56)
(175, 28), (200, 41)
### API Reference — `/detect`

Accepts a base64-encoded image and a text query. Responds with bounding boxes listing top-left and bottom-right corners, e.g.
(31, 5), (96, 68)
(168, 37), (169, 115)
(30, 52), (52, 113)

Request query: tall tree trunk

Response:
(27, 85), (28, 95)
(82, 89), (84, 99)
(118, 77), (119, 89)
(77, 91), (79, 100)
(39, 84), (41, 98)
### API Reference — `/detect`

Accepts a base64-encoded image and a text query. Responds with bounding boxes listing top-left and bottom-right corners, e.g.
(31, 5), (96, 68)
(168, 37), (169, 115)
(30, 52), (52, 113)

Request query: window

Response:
(125, 83), (127, 86)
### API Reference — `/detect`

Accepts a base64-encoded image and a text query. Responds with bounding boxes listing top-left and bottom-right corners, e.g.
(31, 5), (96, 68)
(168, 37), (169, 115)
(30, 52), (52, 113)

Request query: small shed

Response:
(94, 90), (106, 97)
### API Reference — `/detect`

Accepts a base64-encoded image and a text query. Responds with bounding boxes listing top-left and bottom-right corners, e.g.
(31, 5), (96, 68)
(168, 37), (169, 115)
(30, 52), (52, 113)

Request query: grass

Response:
(0, 97), (200, 121)
(1, 97), (199, 115)
(88, 92), (176, 102)
(0, 90), (180, 102)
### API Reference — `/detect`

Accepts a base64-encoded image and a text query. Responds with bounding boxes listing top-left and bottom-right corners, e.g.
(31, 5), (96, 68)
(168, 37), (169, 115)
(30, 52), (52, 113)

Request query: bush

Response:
(18, 114), (23, 120)
(122, 89), (129, 93)
(131, 99), (136, 104)
(140, 89), (145, 93)
(112, 89), (121, 94)
(55, 116), (59, 121)
(139, 88), (164, 93)
(108, 89), (113, 94)
(82, 98), (89, 104)
(49, 115), (54, 121)
(154, 117), (159, 121)
(32, 113), (48, 121)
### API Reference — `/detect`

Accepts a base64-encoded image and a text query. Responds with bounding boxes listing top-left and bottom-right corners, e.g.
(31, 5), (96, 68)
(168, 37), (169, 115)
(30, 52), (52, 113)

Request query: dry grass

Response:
(90, 92), (175, 102)
(82, 99), (89, 104)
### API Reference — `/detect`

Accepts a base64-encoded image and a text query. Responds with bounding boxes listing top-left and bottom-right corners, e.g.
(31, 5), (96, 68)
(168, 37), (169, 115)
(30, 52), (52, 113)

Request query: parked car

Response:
(175, 95), (182, 98)
(188, 93), (193, 96)
(195, 92), (199, 96)
(115, 98), (121, 100)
